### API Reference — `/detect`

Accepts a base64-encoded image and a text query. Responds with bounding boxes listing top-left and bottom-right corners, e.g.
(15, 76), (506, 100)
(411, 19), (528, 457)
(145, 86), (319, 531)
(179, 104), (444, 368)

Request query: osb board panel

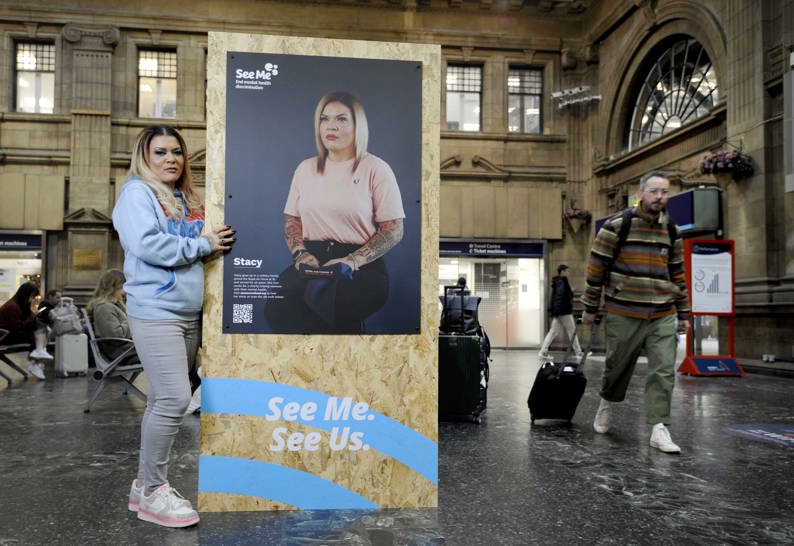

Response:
(201, 32), (440, 511)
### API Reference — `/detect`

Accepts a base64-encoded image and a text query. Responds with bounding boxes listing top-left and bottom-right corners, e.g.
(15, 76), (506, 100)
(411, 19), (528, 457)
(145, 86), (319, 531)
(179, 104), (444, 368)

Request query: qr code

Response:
(232, 303), (253, 324)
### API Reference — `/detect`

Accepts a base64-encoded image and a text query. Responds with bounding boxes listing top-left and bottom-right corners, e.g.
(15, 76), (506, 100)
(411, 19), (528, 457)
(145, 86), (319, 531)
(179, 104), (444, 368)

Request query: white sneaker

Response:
(128, 479), (143, 512)
(538, 351), (553, 361)
(27, 362), (46, 380)
(650, 423), (681, 453)
(130, 479), (194, 512)
(186, 385), (201, 415)
(593, 398), (612, 433)
(29, 348), (54, 360)
(137, 484), (199, 528)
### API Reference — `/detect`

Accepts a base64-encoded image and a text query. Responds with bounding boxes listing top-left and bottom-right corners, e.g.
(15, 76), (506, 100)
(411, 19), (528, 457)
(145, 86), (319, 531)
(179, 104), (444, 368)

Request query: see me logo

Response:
(234, 62), (279, 90)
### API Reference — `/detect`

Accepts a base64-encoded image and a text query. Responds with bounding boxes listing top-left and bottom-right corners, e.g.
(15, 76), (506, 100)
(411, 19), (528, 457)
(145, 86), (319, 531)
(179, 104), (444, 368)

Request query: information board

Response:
(688, 240), (734, 315)
(678, 239), (743, 376)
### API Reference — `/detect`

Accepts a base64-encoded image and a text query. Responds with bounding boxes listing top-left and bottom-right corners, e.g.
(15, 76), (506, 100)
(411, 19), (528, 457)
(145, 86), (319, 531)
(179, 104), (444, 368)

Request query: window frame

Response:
(626, 36), (719, 150)
(507, 66), (543, 135)
(137, 48), (178, 119)
(445, 63), (483, 132)
(14, 40), (56, 114)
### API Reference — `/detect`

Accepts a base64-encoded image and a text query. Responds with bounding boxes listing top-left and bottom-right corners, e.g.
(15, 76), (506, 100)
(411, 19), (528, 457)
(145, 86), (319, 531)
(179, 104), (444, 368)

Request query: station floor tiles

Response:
(0, 350), (792, 545)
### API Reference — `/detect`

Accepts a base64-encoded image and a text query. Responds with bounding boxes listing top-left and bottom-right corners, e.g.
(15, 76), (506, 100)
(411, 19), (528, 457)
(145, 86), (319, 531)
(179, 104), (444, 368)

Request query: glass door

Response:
(439, 257), (544, 348)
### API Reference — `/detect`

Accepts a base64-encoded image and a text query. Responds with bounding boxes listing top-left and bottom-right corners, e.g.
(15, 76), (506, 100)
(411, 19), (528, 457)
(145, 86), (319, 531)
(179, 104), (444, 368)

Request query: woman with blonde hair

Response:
(112, 124), (235, 527)
(86, 269), (138, 364)
(265, 91), (405, 333)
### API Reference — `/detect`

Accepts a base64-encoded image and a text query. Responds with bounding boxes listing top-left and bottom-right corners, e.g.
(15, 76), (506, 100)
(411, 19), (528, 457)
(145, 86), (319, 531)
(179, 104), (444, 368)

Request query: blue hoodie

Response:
(112, 178), (212, 321)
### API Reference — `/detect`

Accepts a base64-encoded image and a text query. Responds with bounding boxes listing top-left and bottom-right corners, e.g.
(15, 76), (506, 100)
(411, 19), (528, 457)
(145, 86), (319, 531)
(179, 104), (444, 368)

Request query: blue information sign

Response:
(440, 241), (543, 258)
(0, 233), (41, 250)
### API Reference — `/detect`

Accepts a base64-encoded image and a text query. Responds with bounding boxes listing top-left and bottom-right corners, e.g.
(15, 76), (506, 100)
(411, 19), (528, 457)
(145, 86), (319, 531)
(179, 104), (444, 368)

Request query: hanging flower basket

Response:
(563, 204), (591, 233)
(698, 150), (754, 180)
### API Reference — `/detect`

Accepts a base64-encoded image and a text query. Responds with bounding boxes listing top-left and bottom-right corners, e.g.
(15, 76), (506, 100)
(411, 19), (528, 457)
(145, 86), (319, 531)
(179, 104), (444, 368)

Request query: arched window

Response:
(627, 36), (718, 150)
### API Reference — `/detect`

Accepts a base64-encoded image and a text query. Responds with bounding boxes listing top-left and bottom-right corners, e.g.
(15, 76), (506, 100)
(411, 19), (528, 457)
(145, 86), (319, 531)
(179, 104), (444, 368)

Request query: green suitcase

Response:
(439, 334), (486, 423)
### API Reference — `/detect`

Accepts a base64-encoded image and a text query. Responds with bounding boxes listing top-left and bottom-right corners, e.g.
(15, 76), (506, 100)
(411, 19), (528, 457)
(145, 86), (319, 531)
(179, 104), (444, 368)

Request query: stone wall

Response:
(0, 0), (792, 358)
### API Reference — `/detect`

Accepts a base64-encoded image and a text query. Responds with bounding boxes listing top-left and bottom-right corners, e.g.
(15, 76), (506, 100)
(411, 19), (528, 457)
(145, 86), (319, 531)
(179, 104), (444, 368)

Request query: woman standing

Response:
(265, 91), (405, 333)
(112, 125), (234, 527)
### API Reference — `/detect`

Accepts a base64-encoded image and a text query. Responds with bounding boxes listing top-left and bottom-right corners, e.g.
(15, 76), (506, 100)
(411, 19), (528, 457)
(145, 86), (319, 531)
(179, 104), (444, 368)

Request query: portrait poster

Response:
(222, 52), (422, 335)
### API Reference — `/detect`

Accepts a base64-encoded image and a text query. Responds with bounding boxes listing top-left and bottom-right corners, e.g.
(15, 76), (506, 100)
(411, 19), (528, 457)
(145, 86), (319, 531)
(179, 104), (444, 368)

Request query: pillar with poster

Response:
(677, 239), (744, 376)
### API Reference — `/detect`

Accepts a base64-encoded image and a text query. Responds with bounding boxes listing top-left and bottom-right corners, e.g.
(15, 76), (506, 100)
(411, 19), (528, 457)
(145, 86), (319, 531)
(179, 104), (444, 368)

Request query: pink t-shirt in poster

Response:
(284, 153), (405, 245)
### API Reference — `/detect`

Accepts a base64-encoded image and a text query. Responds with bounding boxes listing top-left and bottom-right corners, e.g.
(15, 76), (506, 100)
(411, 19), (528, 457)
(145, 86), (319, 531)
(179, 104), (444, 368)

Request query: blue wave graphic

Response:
(202, 377), (438, 484)
(199, 456), (379, 509)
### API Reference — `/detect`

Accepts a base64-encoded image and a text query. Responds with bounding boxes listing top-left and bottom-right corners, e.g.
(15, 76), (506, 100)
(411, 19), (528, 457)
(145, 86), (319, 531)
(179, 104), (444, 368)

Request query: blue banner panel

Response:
(693, 356), (742, 374)
(0, 233), (41, 250)
(678, 356), (744, 375)
(203, 378), (438, 486)
(199, 456), (379, 509)
(439, 241), (543, 258)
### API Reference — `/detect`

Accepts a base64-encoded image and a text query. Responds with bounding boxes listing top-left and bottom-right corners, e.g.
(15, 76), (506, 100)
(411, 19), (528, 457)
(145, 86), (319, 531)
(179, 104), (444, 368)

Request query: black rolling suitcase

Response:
(527, 318), (599, 423)
(438, 283), (490, 423)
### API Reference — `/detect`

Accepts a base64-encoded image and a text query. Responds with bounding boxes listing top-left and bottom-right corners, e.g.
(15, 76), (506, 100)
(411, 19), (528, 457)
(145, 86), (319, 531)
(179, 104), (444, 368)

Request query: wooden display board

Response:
(200, 32), (441, 511)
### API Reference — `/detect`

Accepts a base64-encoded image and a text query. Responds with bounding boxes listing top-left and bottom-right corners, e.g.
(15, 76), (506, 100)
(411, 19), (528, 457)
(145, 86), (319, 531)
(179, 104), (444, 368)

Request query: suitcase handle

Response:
(555, 316), (601, 378)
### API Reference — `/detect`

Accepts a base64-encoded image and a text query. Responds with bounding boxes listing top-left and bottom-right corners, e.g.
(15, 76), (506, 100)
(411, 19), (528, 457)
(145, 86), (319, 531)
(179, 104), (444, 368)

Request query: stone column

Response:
(724, 1), (766, 278)
(62, 23), (119, 214)
(59, 24), (120, 296)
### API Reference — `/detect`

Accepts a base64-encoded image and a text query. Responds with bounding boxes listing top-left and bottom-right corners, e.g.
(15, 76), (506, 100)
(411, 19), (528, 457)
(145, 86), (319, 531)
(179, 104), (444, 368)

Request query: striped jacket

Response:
(581, 207), (690, 320)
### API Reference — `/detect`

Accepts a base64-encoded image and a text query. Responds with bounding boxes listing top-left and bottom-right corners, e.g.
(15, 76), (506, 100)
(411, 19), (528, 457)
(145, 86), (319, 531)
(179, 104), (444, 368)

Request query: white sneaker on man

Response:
(29, 348), (53, 360)
(593, 398), (612, 433)
(27, 362), (46, 380)
(650, 423), (681, 453)
(137, 483), (199, 528)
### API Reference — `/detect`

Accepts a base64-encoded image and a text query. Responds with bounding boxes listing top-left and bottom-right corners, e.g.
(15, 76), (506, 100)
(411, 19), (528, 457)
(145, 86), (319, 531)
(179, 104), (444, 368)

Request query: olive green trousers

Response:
(600, 313), (677, 425)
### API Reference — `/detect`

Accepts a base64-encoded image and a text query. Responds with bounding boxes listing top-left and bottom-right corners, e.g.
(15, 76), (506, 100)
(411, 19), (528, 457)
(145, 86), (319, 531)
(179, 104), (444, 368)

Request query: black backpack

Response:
(605, 208), (679, 275)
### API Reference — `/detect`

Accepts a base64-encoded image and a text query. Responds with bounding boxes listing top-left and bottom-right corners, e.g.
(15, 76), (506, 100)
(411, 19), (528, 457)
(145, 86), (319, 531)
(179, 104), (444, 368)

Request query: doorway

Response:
(439, 257), (545, 348)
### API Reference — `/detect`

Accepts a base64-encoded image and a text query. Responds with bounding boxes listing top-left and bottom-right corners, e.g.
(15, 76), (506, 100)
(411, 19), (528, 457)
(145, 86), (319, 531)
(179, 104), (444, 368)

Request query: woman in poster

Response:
(266, 91), (405, 334)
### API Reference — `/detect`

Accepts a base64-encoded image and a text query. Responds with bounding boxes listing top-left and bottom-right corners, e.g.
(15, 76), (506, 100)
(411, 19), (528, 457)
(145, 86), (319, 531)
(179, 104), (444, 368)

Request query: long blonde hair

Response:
(86, 269), (127, 315)
(314, 91), (369, 174)
(127, 124), (203, 218)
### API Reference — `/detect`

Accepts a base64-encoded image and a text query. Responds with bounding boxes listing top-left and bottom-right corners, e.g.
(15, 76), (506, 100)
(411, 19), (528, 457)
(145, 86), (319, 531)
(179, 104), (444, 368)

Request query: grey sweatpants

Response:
(128, 316), (200, 494)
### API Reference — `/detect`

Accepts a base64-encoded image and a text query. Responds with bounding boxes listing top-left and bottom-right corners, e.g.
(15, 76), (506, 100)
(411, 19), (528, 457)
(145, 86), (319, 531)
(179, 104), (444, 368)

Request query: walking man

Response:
(581, 171), (690, 453)
(538, 264), (582, 359)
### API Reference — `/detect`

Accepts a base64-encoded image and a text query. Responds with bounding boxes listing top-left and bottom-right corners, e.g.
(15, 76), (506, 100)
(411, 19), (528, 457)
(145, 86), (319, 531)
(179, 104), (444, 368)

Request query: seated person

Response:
(87, 269), (199, 413)
(0, 281), (53, 379)
(37, 288), (62, 330)
(86, 270), (140, 366)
